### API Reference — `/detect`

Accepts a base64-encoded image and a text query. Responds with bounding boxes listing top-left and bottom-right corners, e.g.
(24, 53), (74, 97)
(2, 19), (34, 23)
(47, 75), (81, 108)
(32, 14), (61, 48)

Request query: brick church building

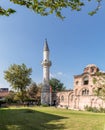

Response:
(56, 64), (105, 110)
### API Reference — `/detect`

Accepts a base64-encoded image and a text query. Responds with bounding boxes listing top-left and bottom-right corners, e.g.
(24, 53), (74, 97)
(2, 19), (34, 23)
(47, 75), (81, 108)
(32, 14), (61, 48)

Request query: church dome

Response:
(84, 64), (99, 74)
(86, 64), (97, 68)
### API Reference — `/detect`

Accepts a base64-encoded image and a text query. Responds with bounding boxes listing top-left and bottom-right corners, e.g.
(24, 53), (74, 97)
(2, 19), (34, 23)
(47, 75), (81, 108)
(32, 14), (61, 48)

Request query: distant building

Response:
(0, 88), (9, 100)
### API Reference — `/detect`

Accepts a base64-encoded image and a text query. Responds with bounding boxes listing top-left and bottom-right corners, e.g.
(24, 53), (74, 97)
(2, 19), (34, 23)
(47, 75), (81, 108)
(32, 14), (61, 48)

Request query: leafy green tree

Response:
(5, 90), (15, 104)
(49, 78), (66, 92)
(27, 82), (41, 104)
(93, 72), (105, 101)
(0, 0), (102, 18)
(27, 82), (38, 99)
(4, 63), (32, 102)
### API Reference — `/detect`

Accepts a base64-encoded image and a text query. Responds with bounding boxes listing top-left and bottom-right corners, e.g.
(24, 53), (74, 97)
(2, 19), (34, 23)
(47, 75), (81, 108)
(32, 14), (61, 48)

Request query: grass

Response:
(0, 106), (105, 130)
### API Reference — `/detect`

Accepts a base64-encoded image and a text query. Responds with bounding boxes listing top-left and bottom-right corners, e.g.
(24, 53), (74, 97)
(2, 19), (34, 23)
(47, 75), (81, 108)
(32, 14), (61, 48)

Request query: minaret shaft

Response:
(43, 67), (49, 83)
(43, 51), (49, 61)
(41, 40), (52, 105)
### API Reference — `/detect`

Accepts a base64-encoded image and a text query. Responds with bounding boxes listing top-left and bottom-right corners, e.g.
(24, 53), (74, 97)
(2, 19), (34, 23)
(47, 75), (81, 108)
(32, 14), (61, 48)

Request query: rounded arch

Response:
(68, 92), (74, 108)
(60, 95), (64, 102)
(79, 87), (89, 96)
(83, 76), (89, 85)
(75, 89), (78, 95)
(68, 92), (74, 101)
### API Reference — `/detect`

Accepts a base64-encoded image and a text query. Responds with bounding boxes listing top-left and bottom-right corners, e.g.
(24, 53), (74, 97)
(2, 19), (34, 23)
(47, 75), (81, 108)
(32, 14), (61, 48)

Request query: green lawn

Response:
(0, 106), (105, 130)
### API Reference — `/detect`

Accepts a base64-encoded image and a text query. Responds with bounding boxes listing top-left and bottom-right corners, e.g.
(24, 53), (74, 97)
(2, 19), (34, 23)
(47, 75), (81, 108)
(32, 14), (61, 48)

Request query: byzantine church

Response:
(56, 64), (105, 110)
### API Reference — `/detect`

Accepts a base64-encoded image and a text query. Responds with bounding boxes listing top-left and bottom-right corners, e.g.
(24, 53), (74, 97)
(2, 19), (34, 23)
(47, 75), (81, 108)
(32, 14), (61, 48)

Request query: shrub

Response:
(84, 105), (99, 113)
(99, 107), (105, 113)
(41, 104), (49, 107)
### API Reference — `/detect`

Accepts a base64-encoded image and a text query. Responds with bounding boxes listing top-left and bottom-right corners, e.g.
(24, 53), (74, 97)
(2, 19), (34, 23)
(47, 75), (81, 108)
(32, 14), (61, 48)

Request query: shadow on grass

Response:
(0, 107), (67, 130)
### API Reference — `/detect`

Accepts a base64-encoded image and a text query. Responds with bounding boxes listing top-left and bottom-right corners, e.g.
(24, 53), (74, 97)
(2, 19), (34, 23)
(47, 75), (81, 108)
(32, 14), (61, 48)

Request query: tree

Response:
(93, 72), (105, 101)
(49, 78), (66, 92)
(4, 63), (32, 102)
(1, 0), (102, 18)
(5, 90), (16, 104)
(27, 82), (38, 99)
(27, 82), (41, 104)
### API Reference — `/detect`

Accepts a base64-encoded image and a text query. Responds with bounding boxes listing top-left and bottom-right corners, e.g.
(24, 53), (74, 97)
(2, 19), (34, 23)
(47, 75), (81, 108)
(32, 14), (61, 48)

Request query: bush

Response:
(84, 105), (99, 113)
(41, 104), (49, 107)
(84, 105), (105, 113)
(84, 105), (93, 111)
(99, 107), (105, 113)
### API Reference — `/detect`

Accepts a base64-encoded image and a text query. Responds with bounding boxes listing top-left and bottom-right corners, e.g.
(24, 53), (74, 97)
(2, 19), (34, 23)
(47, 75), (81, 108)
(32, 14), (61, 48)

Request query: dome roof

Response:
(86, 64), (98, 68)
(84, 64), (99, 73)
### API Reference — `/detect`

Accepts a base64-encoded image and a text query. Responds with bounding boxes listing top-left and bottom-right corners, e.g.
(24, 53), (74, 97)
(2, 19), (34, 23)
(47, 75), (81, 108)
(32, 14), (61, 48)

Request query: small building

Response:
(0, 88), (9, 100)
(56, 64), (105, 110)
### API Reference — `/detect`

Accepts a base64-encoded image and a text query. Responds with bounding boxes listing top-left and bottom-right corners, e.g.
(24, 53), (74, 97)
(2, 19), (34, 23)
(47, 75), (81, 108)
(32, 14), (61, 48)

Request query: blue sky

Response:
(0, 1), (105, 89)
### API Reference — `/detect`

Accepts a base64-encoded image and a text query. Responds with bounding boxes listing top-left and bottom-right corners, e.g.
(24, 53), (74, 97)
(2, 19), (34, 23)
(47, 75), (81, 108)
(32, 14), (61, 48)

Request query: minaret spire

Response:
(41, 39), (52, 105)
(44, 39), (49, 51)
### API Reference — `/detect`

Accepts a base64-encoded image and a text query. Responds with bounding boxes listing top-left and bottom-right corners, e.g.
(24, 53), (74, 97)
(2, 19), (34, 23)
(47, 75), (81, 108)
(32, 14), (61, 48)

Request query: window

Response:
(97, 88), (102, 95)
(76, 81), (79, 85)
(83, 76), (89, 85)
(82, 88), (89, 96)
(61, 95), (64, 102)
(91, 67), (94, 73)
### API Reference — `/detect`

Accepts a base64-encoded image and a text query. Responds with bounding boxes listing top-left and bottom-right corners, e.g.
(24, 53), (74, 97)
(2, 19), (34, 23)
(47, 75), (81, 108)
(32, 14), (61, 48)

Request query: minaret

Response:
(41, 39), (52, 105)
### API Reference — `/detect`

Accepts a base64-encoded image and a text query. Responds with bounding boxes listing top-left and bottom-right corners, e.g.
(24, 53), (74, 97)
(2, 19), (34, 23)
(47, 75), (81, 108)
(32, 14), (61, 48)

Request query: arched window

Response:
(75, 81), (79, 85)
(83, 76), (89, 85)
(91, 67), (94, 73)
(71, 95), (74, 101)
(61, 95), (64, 102)
(82, 88), (89, 96)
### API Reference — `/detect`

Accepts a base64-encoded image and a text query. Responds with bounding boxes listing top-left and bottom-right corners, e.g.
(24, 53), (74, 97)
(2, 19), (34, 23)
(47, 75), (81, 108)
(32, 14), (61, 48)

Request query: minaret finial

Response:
(44, 39), (49, 51)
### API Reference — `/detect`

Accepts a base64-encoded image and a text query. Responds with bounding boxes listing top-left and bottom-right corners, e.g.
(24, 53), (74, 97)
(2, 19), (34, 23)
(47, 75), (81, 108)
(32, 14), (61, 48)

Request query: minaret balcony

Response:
(41, 60), (52, 67)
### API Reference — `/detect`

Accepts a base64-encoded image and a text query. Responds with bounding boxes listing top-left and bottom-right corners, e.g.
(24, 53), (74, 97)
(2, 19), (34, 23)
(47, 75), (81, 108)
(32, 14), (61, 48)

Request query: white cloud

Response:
(50, 72), (69, 79)
(57, 72), (63, 76)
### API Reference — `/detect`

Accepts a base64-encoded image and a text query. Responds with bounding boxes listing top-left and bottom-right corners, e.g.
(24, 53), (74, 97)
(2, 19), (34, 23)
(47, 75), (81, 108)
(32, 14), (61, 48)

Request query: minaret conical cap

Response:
(44, 39), (49, 51)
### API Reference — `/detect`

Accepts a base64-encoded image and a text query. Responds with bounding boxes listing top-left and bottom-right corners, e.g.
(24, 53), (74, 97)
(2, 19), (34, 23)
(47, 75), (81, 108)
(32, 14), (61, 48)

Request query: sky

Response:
(0, 1), (105, 90)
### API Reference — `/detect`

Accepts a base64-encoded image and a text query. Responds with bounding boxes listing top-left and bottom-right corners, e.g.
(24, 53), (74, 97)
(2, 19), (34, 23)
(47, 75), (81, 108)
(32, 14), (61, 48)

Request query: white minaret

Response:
(41, 39), (52, 105)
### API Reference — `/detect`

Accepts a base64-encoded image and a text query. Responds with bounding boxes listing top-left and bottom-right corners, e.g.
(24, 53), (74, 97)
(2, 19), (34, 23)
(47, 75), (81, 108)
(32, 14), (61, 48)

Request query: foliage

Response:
(0, 0), (102, 18)
(84, 105), (99, 113)
(49, 78), (66, 92)
(84, 105), (105, 113)
(93, 72), (105, 101)
(27, 82), (41, 104)
(5, 90), (16, 103)
(4, 63), (32, 102)
(0, 7), (16, 16)
(27, 82), (38, 99)
(41, 104), (49, 107)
